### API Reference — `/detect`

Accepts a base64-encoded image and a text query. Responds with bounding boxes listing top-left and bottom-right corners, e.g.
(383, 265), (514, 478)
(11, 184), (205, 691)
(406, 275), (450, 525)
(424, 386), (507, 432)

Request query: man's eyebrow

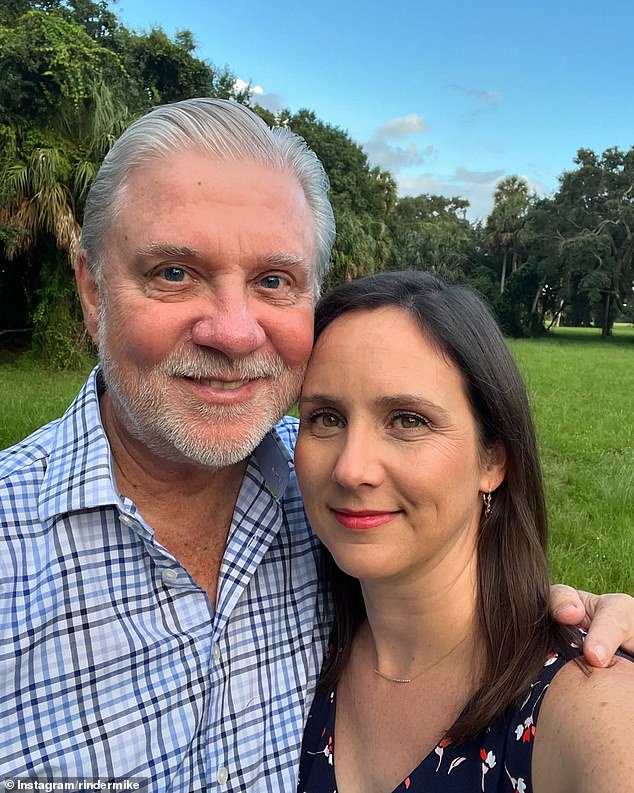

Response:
(259, 253), (310, 269)
(134, 246), (309, 269)
(136, 243), (200, 259)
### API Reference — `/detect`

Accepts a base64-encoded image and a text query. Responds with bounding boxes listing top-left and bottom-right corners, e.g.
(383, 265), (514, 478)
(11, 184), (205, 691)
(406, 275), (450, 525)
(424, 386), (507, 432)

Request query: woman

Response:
(295, 271), (633, 793)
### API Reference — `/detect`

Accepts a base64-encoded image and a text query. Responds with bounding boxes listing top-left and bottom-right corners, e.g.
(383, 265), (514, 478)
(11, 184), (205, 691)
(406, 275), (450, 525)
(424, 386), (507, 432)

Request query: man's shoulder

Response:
(0, 369), (99, 492)
(0, 418), (60, 485)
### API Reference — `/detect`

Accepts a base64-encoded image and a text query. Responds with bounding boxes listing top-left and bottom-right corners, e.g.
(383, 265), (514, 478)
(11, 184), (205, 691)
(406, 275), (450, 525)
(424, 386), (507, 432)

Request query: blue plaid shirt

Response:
(0, 368), (330, 791)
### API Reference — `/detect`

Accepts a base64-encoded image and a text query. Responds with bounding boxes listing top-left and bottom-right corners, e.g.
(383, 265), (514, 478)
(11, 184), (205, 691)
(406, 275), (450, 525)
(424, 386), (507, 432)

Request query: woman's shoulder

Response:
(532, 654), (634, 793)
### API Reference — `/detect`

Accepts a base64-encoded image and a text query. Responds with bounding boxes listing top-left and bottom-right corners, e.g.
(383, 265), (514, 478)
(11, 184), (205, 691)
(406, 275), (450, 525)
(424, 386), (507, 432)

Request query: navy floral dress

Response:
(298, 652), (567, 793)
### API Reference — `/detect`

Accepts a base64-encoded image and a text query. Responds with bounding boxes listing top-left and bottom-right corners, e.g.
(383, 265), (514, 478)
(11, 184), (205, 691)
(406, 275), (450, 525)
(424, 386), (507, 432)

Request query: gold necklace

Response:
(373, 636), (468, 684)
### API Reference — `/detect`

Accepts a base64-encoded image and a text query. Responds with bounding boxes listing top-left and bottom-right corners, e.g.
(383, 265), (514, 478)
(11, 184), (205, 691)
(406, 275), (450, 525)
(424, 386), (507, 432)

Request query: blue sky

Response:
(116, 0), (634, 220)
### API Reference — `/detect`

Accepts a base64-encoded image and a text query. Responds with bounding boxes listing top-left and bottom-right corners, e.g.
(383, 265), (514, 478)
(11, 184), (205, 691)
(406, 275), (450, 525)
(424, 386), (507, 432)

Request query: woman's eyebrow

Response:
(299, 394), (346, 410)
(375, 394), (451, 418)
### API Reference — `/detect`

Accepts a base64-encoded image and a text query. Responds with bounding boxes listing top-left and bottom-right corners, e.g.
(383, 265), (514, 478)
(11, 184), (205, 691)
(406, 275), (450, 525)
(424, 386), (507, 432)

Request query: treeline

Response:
(1, 1), (632, 367)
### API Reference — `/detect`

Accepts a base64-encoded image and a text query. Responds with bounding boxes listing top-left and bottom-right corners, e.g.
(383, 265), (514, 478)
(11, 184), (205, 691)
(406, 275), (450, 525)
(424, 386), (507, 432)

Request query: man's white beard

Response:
(98, 312), (303, 470)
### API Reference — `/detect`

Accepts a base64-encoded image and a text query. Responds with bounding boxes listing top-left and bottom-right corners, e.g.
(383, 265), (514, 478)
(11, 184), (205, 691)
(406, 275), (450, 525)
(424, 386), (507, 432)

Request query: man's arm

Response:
(549, 584), (634, 666)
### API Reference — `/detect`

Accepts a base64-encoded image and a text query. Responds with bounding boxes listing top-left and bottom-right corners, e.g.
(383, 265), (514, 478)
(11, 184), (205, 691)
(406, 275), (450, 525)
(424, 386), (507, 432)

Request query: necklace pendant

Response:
(373, 667), (412, 684)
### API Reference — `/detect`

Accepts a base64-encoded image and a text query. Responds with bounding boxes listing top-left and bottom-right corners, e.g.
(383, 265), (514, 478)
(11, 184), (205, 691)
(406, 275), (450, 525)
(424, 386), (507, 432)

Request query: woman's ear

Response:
(480, 440), (507, 493)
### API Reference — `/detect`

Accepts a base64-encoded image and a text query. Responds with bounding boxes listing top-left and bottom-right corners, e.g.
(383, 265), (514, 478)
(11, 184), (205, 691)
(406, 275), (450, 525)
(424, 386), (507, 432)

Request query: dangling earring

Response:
(482, 490), (492, 519)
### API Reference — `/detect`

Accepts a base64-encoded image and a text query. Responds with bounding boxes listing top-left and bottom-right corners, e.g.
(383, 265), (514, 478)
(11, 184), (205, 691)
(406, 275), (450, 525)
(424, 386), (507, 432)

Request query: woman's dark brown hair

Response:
(312, 270), (579, 742)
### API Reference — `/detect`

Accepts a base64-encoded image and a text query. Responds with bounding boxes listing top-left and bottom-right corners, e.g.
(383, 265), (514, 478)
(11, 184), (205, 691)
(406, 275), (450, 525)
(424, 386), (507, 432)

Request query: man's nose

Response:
(190, 289), (267, 357)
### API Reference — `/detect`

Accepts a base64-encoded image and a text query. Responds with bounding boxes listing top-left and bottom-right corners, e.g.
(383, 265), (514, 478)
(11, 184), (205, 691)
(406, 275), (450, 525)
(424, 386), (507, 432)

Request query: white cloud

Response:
(252, 92), (285, 113)
(375, 113), (430, 140)
(233, 79), (283, 112)
(364, 140), (435, 171)
(364, 113), (433, 171)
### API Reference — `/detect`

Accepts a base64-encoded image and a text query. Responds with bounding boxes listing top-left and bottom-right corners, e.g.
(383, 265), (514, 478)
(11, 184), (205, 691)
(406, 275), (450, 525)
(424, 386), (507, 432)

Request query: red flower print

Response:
(480, 749), (496, 791)
(434, 735), (454, 771)
(405, 777), (411, 789)
(514, 716), (536, 743)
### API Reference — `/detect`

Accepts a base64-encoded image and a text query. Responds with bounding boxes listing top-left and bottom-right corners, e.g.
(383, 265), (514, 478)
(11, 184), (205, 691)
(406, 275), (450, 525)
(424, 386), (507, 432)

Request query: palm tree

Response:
(0, 83), (130, 262)
(485, 176), (530, 293)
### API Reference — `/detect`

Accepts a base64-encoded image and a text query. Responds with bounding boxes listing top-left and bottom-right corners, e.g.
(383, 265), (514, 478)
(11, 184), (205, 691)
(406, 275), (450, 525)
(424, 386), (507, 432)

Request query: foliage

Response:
(0, 9), (127, 122)
(553, 147), (634, 336)
(387, 194), (475, 280)
(31, 252), (93, 369)
(0, 0), (243, 365)
(283, 109), (396, 288)
(484, 176), (530, 295)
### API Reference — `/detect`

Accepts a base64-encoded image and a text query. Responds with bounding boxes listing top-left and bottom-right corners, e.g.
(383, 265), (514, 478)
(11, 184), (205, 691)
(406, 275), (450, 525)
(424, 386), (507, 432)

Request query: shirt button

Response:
(162, 568), (179, 584)
(216, 767), (229, 785)
(213, 644), (221, 662)
(119, 515), (133, 526)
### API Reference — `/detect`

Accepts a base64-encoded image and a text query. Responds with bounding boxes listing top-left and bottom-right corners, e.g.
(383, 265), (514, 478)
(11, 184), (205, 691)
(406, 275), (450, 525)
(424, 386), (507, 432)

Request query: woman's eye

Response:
(310, 411), (343, 429)
(392, 413), (429, 429)
(160, 266), (187, 282)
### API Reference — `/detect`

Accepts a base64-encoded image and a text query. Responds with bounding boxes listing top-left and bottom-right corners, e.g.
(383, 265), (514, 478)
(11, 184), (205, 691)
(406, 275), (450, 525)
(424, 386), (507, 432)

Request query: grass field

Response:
(1, 325), (632, 592)
(508, 324), (633, 592)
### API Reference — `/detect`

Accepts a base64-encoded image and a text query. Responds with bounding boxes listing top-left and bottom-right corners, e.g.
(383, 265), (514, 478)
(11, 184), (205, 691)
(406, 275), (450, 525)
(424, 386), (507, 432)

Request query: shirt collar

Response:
(38, 366), (294, 522)
(38, 367), (120, 523)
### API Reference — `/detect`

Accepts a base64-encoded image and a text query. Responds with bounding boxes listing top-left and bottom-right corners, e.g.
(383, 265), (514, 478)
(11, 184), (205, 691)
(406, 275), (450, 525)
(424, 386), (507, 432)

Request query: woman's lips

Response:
(331, 509), (401, 531)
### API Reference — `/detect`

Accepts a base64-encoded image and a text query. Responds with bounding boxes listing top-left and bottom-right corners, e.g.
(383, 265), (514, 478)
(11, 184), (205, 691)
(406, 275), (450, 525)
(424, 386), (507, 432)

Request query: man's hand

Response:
(550, 584), (634, 666)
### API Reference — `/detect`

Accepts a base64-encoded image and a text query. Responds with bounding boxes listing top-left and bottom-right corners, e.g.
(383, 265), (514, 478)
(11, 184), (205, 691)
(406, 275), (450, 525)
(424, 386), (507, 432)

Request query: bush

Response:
(31, 256), (94, 370)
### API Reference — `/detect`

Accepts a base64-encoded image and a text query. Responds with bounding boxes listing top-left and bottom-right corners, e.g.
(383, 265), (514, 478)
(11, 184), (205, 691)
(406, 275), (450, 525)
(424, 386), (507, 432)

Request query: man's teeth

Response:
(197, 378), (249, 390)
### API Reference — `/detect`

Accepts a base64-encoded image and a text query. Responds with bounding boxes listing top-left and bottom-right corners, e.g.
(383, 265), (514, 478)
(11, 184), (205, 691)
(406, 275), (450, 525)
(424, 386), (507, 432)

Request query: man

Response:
(0, 99), (632, 791)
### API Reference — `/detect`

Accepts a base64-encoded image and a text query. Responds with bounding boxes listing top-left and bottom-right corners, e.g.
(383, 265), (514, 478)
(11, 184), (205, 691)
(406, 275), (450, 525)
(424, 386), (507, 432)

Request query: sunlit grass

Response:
(508, 324), (633, 592)
(0, 352), (93, 449)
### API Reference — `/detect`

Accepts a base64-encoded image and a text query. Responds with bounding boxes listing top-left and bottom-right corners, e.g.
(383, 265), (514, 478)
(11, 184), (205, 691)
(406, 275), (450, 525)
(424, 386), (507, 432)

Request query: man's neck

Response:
(101, 391), (250, 604)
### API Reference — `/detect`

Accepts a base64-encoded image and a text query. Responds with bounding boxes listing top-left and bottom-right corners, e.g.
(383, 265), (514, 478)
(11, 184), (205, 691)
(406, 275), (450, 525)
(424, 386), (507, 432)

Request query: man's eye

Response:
(160, 267), (187, 282)
(259, 275), (285, 290)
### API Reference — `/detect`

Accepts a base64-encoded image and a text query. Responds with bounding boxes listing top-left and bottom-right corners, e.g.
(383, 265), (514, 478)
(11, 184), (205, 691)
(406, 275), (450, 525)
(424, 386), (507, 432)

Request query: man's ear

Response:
(75, 252), (100, 345)
(480, 440), (507, 493)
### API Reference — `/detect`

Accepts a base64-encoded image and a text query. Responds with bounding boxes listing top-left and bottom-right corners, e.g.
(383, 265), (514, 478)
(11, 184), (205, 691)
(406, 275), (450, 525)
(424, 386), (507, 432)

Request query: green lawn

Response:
(1, 326), (632, 592)
(508, 324), (633, 592)
(0, 352), (93, 450)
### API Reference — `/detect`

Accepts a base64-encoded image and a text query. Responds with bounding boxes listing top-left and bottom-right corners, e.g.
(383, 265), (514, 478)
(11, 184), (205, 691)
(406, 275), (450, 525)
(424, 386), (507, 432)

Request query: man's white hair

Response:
(80, 98), (335, 297)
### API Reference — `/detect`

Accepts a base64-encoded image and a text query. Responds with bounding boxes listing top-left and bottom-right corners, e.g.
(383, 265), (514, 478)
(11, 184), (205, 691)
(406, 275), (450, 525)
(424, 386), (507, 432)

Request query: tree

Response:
(553, 147), (634, 337)
(277, 108), (396, 287)
(0, 2), (246, 362)
(484, 176), (530, 294)
(110, 26), (242, 110)
(387, 194), (475, 280)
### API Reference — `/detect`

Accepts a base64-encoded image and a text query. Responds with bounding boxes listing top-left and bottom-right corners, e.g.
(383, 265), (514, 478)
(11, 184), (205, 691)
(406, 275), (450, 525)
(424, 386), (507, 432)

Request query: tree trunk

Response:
(601, 292), (611, 338)
(500, 250), (508, 294)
